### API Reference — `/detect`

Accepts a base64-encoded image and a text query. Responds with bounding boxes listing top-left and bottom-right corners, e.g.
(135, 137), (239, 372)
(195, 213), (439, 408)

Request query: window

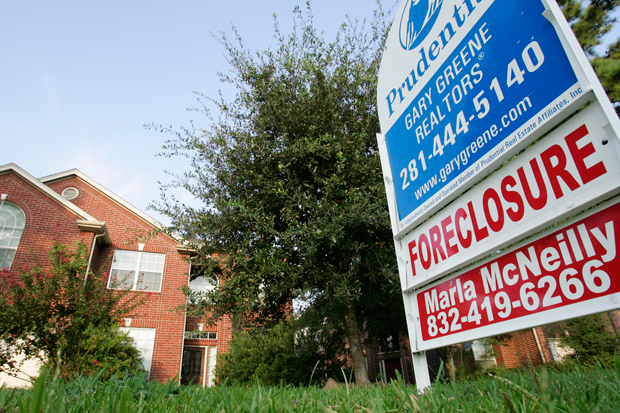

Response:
(471, 339), (497, 370)
(206, 346), (217, 387)
(188, 274), (218, 294)
(186, 267), (218, 303)
(0, 202), (25, 270)
(184, 331), (217, 340)
(108, 250), (165, 292)
(120, 327), (156, 380)
(378, 335), (401, 354)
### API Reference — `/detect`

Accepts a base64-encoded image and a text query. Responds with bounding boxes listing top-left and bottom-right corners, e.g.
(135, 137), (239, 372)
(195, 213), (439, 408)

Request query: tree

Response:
(0, 240), (145, 380)
(559, 0), (620, 112)
(151, 5), (402, 384)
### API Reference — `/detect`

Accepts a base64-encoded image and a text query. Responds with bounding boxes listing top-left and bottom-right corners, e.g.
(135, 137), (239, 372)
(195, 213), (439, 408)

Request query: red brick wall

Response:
(46, 176), (192, 383)
(0, 171), (93, 274)
(494, 329), (545, 368)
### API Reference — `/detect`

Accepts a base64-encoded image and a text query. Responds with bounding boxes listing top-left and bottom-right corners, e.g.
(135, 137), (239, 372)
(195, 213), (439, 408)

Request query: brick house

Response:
(0, 163), (231, 387)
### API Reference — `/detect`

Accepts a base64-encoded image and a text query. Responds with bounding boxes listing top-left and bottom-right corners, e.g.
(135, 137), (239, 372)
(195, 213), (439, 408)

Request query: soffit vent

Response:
(61, 187), (79, 201)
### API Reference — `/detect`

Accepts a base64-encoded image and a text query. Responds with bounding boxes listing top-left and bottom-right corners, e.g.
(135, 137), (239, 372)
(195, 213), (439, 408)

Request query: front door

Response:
(383, 358), (402, 382)
(181, 348), (204, 385)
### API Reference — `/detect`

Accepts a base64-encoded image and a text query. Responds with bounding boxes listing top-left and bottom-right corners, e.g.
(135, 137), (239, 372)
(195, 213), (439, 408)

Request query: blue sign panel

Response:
(380, 0), (579, 230)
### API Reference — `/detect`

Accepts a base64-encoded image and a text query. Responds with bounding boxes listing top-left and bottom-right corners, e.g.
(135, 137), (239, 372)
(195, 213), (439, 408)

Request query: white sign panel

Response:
(411, 198), (620, 351)
(402, 101), (620, 290)
(378, 0), (582, 234)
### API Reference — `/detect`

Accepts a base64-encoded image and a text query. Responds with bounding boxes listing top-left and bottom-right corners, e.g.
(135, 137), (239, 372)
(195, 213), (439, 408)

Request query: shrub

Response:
(557, 313), (620, 367)
(47, 324), (143, 380)
(0, 239), (145, 380)
(215, 318), (345, 386)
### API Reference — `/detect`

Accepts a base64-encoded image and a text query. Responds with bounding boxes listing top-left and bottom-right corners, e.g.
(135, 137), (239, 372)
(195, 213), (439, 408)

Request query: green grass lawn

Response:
(1, 362), (619, 412)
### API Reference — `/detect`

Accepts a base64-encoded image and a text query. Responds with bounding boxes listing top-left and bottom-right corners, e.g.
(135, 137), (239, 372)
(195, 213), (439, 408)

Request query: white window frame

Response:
(184, 331), (217, 340)
(0, 201), (26, 270)
(107, 250), (166, 292)
(186, 272), (218, 304)
(206, 346), (217, 387)
(472, 339), (497, 369)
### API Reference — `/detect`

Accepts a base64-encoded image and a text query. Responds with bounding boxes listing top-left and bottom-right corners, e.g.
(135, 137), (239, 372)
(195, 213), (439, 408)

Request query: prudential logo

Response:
(399, 0), (444, 51)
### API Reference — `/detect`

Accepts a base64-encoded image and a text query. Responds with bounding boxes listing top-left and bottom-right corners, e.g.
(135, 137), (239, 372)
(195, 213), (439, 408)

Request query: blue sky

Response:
(1, 1), (387, 223)
(1, 1), (618, 224)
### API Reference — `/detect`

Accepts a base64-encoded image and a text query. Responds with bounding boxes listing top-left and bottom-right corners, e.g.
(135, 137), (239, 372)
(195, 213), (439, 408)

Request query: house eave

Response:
(76, 220), (111, 245)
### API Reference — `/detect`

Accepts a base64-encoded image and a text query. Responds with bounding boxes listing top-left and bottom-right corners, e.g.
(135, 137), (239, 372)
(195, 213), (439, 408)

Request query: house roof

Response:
(40, 168), (163, 229)
(39, 168), (195, 255)
(0, 163), (110, 244)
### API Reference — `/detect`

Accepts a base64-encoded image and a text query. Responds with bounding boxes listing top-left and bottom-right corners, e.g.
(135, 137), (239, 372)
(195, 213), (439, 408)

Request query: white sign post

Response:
(377, 0), (620, 390)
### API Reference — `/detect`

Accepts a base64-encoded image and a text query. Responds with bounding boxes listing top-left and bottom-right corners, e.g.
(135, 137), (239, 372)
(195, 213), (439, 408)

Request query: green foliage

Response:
(150, 3), (401, 383)
(556, 313), (620, 367)
(559, 0), (620, 113)
(46, 324), (143, 381)
(0, 240), (145, 380)
(215, 318), (344, 386)
(2, 361), (620, 412)
(559, 0), (619, 55)
(592, 38), (620, 110)
(215, 322), (299, 386)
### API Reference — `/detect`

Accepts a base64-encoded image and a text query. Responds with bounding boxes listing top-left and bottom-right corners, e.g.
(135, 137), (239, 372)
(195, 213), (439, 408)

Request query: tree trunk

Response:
(343, 298), (370, 384)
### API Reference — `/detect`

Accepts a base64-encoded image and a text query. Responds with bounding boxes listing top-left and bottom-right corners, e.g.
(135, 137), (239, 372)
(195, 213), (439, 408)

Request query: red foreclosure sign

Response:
(414, 198), (620, 350)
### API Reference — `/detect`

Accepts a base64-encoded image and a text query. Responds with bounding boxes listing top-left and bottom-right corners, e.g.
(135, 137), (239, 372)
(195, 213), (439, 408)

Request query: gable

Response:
(40, 169), (187, 252)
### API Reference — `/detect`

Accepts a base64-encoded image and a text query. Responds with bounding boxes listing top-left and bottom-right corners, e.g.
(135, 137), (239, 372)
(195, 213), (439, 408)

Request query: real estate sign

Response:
(376, 0), (620, 390)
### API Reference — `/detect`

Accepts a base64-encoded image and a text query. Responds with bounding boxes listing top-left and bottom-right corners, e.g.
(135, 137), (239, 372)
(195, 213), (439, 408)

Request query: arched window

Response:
(188, 274), (218, 294)
(187, 267), (219, 303)
(0, 202), (26, 270)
